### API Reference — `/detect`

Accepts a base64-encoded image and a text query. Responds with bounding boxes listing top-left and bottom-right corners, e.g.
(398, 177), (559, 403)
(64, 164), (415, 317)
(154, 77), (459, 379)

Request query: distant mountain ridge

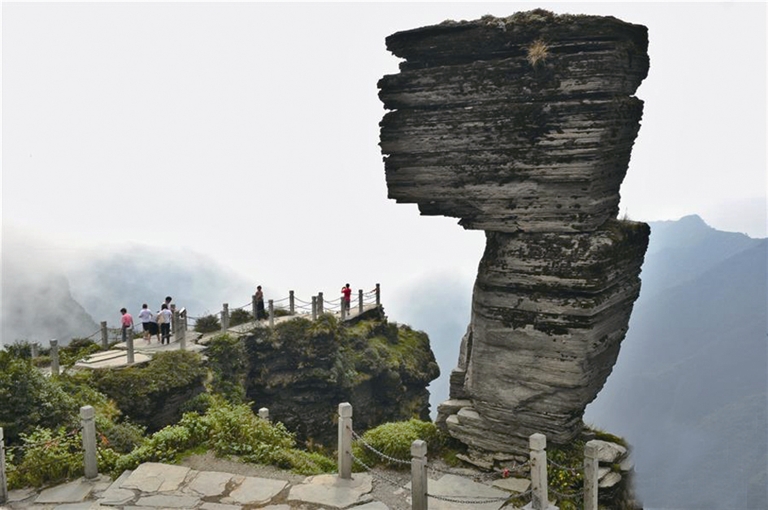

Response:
(586, 214), (767, 510)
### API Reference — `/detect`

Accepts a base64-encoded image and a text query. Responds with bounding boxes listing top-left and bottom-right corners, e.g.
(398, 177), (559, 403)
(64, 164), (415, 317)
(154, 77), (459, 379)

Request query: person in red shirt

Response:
(120, 308), (134, 344)
(341, 283), (352, 314)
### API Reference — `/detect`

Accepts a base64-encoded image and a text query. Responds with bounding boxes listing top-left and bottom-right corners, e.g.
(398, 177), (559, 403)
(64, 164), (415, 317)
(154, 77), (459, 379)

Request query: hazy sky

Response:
(2, 2), (766, 313)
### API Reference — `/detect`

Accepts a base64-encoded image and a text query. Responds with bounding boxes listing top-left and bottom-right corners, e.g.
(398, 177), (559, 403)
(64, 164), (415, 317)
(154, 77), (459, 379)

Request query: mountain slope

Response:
(586, 219), (767, 510)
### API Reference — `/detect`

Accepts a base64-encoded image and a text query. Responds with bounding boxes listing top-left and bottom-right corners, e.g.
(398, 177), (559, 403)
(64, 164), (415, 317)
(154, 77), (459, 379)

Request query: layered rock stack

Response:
(378, 10), (651, 456)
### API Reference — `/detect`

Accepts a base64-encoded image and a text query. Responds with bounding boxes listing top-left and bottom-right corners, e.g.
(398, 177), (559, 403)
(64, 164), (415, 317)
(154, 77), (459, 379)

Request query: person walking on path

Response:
(163, 296), (173, 334)
(341, 283), (352, 314)
(255, 286), (265, 320)
(157, 304), (172, 345)
(138, 304), (160, 344)
(120, 308), (134, 344)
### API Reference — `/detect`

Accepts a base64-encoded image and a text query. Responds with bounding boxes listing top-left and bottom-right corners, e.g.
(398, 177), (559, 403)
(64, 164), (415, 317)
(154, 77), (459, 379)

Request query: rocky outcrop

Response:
(241, 313), (440, 447)
(379, 10), (650, 455)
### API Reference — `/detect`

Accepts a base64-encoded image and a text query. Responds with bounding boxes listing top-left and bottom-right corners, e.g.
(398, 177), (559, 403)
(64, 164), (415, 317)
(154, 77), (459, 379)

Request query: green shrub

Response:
(0, 352), (77, 443)
(229, 308), (254, 327)
(6, 426), (84, 489)
(352, 419), (445, 470)
(194, 314), (221, 333)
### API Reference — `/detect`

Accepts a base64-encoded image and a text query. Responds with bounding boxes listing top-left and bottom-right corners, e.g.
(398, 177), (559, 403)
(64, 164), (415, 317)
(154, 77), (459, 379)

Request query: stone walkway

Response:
(2, 461), (518, 510)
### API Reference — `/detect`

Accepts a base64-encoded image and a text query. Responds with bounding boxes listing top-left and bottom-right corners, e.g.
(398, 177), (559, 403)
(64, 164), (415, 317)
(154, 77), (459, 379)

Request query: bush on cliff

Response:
(194, 313), (221, 333)
(351, 419), (446, 470)
(205, 333), (248, 403)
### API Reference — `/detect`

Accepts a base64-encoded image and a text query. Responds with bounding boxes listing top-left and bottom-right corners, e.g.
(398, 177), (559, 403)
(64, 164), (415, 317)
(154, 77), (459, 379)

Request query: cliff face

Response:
(379, 10), (650, 455)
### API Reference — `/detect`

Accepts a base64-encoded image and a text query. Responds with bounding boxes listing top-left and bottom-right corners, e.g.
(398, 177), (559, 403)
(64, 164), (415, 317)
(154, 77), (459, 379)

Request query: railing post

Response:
(312, 296), (318, 320)
(289, 291), (295, 315)
(50, 339), (60, 376)
(529, 433), (550, 510)
(31, 341), (39, 359)
(340, 300), (347, 321)
(318, 292), (324, 315)
(375, 283), (381, 306)
(338, 403), (353, 480)
(268, 300), (275, 327)
(126, 331), (135, 365)
(258, 407), (270, 421)
(178, 309), (186, 350)
(100, 321), (108, 349)
(411, 440), (428, 510)
(80, 406), (98, 479)
(170, 304), (177, 336)
(358, 289), (364, 313)
(0, 427), (7, 505)
(584, 440), (599, 510)
(221, 303), (230, 331)
(252, 294), (258, 319)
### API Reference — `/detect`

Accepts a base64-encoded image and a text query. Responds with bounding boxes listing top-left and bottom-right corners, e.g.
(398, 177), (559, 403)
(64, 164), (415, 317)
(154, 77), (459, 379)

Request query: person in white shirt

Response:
(157, 303), (173, 345)
(138, 303), (159, 344)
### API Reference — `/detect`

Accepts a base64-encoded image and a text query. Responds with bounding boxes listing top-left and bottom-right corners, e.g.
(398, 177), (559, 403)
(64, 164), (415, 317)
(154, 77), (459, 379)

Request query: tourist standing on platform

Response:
(341, 283), (352, 313)
(163, 296), (173, 333)
(157, 304), (172, 344)
(255, 286), (265, 320)
(120, 308), (134, 344)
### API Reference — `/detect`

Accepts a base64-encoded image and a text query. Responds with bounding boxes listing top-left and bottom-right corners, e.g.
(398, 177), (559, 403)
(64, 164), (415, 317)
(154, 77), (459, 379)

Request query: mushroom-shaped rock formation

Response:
(378, 10), (651, 455)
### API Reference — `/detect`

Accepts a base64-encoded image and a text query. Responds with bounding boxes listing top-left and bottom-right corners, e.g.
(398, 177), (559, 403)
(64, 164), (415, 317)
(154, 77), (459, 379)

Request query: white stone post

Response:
(341, 300), (347, 321)
(0, 427), (7, 505)
(312, 296), (318, 320)
(268, 300), (275, 327)
(289, 291), (295, 315)
(258, 407), (270, 421)
(584, 440), (599, 510)
(411, 440), (428, 510)
(318, 292), (324, 314)
(252, 294), (259, 319)
(375, 283), (381, 306)
(221, 303), (230, 331)
(126, 330), (135, 365)
(50, 339), (60, 376)
(358, 290), (364, 313)
(100, 321), (108, 349)
(80, 406), (98, 479)
(527, 433), (552, 510)
(31, 341), (39, 359)
(338, 403), (353, 479)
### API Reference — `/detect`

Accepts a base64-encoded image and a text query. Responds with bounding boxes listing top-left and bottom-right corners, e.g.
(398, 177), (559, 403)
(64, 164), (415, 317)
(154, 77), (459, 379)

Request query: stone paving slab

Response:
(287, 473), (373, 509)
(420, 474), (509, 510)
(133, 494), (201, 508)
(491, 477), (530, 493)
(36, 480), (94, 504)
(184, 470), (237, 498)
(121, 463), (191, 493)
(224, 476), (288, 506)
(199, 503), (244, 510)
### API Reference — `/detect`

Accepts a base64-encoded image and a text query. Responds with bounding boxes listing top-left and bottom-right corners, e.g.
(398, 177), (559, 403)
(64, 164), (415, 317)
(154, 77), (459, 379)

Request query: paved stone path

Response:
(2, 462), (520, 510)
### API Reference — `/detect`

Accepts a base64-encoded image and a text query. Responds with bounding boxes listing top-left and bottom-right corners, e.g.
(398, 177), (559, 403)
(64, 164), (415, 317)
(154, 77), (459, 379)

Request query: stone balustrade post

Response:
(312, 296), (318, 320)
(584, 440), (599, 510)
(258, 408), (270, 421)
(318, 292), (324, 314)
(375, 283), (381, 306)
(0, 427), (7, 505)
(80, 406), (98, 479)
(252, 294), (258, 319)
(528, 433), (552, 510)
(411, 440), (428, 510)
(100, 321), (108, 349)
(358, 290), (364, 313)
(126, 332), (135, 365)
(268, 300), (275, 327)
(340, 300), (347, 321)
(50, 339), (60, 376)
(30, 342), (39, 359)
(338, 403), (353, 479)
(289, 291), (295, 315)
(221, 303), (230, 331)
